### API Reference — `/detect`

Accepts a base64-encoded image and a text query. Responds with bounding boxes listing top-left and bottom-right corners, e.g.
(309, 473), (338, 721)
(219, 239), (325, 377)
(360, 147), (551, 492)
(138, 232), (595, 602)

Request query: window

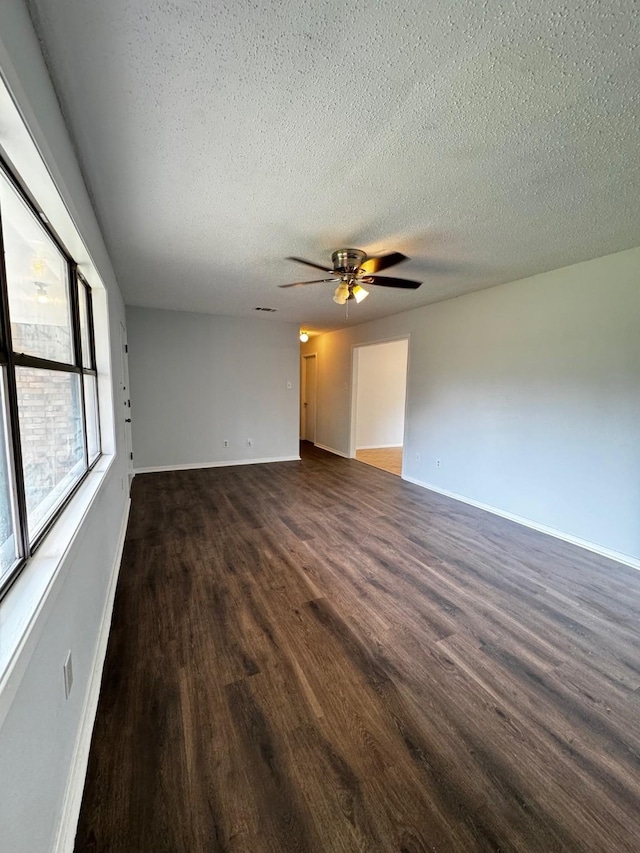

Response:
(0, 160), (101, 597)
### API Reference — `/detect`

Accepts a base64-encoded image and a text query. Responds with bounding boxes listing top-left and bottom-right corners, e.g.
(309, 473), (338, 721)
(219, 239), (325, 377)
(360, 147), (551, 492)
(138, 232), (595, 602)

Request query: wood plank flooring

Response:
(75, 442), (640, 852)
(356, 446), (403, 475)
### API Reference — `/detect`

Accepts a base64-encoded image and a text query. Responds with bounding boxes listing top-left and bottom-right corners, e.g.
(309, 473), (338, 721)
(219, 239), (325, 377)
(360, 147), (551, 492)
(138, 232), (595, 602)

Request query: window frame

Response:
(78, 271), (102, 464)
(0, 155), (102, 600)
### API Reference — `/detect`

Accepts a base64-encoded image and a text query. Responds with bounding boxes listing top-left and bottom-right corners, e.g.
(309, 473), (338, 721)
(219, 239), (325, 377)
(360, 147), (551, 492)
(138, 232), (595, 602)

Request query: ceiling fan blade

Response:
(286, 256), (333, 273)
(360, 252), (408, 274)
(278, 278), (338, 288)
(366, 275), (422, 290)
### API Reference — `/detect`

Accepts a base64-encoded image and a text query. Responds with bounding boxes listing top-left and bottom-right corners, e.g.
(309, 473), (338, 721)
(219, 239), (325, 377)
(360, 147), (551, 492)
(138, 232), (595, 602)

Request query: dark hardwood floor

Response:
(75, 442), (640, 852)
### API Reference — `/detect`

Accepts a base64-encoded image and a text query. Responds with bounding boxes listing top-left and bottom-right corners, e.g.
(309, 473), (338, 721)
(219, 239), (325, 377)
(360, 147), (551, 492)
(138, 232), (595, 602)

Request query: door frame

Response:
(301, 352), (318, 443)
(349, 335), (410, 465)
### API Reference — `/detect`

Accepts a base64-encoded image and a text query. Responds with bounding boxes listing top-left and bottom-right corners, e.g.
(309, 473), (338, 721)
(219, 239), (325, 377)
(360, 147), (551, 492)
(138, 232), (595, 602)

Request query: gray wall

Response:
(303, 246), (640, 563)
(126, 307), (300, 470)
(0, 3), (130, 852)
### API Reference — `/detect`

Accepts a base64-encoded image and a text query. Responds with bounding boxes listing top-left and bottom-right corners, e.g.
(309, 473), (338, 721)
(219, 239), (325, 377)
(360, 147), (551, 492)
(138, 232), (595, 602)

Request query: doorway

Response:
(301, 353), (317, 443)
(351, 338), (409, 476)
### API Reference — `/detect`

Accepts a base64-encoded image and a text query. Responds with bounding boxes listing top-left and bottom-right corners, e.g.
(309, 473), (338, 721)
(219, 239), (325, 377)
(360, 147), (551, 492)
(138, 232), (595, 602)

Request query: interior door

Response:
(304, 354), (317, 443)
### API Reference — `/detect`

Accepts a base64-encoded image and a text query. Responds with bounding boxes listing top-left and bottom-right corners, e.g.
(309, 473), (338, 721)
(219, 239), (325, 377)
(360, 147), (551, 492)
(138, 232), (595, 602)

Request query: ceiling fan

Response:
(279, 248), (422, 304)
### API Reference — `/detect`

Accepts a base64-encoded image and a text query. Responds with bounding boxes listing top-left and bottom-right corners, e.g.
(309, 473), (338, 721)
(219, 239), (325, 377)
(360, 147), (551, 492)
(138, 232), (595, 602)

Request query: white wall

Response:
(126, 307), (300, 470)
(302, 246), (640, 564)
(0, 4), (130, 853)
(355, 339), (408, 449)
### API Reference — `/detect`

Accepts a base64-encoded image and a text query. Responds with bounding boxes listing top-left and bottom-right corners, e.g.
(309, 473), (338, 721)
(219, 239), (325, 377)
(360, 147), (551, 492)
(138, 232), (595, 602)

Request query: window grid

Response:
(0, 157), (101, 599)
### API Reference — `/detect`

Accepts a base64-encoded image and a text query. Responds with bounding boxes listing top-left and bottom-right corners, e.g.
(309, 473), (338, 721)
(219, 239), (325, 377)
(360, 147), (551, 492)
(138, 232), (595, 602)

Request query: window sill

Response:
(0, 452), (117, 726)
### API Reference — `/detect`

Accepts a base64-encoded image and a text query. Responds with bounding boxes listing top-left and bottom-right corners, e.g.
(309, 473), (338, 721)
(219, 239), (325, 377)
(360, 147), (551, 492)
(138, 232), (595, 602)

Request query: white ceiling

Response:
(27, 0), (640, 333)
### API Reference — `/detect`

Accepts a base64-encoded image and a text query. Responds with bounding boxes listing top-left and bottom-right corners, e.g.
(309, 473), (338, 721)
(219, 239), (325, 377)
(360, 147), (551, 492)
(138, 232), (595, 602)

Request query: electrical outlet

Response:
(246, 438), (252, 446)
(415, 452), (421, 462)
(63, 650), (73, 699)
(223, 439), (229, 447)
(436, 459), (441, 468)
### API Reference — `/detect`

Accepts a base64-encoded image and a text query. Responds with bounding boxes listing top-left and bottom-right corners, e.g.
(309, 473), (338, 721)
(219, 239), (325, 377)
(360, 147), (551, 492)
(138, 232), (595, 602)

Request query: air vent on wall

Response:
(254, 307), (278, 312)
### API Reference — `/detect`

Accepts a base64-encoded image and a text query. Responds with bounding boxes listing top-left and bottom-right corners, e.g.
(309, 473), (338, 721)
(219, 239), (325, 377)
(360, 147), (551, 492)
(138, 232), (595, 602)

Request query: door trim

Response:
(349, 335), (410, 462)
(301, 352), (318, 444)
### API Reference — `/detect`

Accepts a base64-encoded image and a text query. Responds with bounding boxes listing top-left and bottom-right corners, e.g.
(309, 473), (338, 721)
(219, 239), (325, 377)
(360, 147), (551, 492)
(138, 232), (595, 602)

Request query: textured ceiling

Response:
(27, 0), (640, 333)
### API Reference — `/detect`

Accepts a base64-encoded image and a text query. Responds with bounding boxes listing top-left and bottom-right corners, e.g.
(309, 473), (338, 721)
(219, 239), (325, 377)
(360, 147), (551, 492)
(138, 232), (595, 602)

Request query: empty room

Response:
(0, 2), (639, 852)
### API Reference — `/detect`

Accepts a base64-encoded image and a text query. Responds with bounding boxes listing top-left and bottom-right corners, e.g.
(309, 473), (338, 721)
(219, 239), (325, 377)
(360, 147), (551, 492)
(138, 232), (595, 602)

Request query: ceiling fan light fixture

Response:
(333, 282), (349, 305)
(352, 284), (369, 303)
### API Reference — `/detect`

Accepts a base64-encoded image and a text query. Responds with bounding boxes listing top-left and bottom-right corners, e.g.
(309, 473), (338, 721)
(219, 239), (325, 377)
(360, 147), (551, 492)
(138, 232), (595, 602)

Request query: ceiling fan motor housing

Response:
(332, 248), (367, 275)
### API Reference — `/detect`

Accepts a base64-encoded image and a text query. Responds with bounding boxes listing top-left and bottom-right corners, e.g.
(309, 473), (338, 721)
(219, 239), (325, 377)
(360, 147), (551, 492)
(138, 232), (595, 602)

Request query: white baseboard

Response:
(314, 443), (351, 459)
(134, 455), (300, 474)
(53, 497), (131, 853)
(402, 475), (640, 571)
(356, 444), (403, 450)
